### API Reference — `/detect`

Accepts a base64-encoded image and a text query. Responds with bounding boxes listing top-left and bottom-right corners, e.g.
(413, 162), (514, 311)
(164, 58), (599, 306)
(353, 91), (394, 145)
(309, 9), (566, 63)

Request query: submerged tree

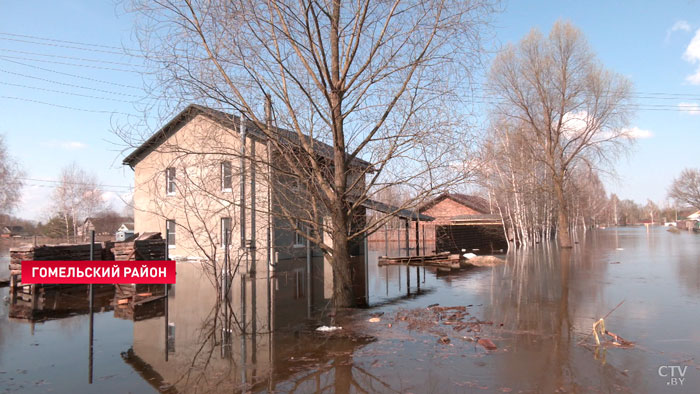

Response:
(668, 168), (700, 209)
(487, 21), (633, 248)
(125, 0), (496, 306)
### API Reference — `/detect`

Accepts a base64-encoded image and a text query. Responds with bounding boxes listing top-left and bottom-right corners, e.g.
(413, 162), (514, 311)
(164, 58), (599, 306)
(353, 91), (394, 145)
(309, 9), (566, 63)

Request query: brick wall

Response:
(422, 198), (481, 224)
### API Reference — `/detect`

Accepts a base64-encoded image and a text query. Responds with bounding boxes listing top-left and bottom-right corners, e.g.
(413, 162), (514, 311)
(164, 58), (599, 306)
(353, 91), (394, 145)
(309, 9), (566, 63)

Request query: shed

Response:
(418, 193), (507, 254)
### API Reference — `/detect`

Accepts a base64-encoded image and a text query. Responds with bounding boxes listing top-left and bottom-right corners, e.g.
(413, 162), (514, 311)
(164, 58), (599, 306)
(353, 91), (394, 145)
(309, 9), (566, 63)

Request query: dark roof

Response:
(123, 104), (372, 170)
(418, 193), (491, 214)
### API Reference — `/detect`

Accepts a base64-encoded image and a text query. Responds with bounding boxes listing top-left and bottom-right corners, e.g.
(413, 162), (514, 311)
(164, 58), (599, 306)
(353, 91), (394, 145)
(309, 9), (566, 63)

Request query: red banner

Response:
(21, 260), (176, 284)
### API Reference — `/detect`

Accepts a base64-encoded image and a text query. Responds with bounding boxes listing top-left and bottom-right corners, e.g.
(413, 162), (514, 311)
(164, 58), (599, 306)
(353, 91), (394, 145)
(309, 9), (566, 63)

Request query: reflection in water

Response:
(1, 227), (700, 393)
(125, 259), (379, 393)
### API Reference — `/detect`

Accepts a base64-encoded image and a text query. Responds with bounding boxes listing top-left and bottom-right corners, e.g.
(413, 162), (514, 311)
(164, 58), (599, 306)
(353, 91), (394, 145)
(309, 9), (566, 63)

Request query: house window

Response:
(221, 161), (232, 191)
(166, 220), (176, 248)
(221, 217), (232, 247)
(165, 167), (176, 195)
(294, 220), (305, 247)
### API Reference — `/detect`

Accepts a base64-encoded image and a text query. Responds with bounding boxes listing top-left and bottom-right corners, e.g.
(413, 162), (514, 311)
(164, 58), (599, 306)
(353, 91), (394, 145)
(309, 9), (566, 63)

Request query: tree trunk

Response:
(331, 209), (354, 307)
(554, 180), (573, 248)
(328, 0), (355, 307)
(63, 212), (70, 243)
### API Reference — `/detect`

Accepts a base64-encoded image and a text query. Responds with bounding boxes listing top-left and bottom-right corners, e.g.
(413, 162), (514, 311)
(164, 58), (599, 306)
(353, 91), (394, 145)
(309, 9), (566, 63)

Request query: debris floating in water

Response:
(316, 326), (342, 332)
(592, 318), (634, 348)
(477, 338), (498, 350)
(463, 252), (477, 260)
(368, 317), (381, 323)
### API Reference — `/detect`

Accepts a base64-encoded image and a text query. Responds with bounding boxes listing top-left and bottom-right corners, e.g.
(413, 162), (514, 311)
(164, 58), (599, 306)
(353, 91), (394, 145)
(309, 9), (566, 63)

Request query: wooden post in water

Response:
(406, 265), (410, 295)
(415, 219), (419, 256)
(306, 226), (312, 319)
(404, 218), (409, 257)
(397, 221), (401, 255)
(165, 229), (170, 362)
(384, 224), (388, 256)
(88, 230), (95, 384)
(416, 266), (420, 291)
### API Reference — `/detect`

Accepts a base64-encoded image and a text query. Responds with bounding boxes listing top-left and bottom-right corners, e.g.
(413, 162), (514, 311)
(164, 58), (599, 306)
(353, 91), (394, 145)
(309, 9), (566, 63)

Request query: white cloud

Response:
(42, 140), (88, 150)
(683, 29), (700, 84)
(559, 112), (651, 140)
(678, 102), (700, 115)
(667, 20), (692, 41)
(60, 141), (87, 150)
(621, 126), (653, 139)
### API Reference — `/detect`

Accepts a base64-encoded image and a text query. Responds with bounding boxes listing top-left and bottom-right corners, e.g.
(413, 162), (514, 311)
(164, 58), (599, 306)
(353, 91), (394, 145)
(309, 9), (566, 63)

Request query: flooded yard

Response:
(1, 226), (699, 393)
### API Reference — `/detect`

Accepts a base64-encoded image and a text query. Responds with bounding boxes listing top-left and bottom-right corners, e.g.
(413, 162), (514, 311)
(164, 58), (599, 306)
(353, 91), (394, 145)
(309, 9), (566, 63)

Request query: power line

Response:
(3, 31), (700, 101)
(16, 177), (133, 190)
(0, 81), (135, 103)
(0, 31), (131, 51)
(0, 68), (143, 97)
(0, 55), (149, 74)
(0, 58), (143, 89)
(0, 96), (133, 115)
(0, 48), (147, 68)
(13, 182), (133, 193)
(468, 83), (700, 101)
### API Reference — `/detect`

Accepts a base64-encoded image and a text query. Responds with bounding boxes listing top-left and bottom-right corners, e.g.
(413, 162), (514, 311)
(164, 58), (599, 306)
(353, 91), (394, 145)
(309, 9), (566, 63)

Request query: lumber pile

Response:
(8, 245), (32, 277)
(9, 243), (108, 279)
(113, 283), (166, 321)
(378, 252), (461, 270)
(9, 284), (115, 321)
(7, 234), (165, 290)
(113, 232), (166, 261)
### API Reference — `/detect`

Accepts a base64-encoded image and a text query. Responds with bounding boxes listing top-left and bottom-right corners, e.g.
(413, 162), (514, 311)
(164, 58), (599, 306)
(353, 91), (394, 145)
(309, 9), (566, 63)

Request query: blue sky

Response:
(1, 1), (699, 221)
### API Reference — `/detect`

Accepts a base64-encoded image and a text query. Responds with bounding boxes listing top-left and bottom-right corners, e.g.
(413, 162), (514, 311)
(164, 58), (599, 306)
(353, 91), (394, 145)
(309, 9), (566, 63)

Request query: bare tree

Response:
(124, 0), (496, 306)
(488, 21), (633, 248)
(52, 163), (106, 242)
(0, 134), (23, 215)
(644, 199), (659, 224)
(669, 168), (700, 209)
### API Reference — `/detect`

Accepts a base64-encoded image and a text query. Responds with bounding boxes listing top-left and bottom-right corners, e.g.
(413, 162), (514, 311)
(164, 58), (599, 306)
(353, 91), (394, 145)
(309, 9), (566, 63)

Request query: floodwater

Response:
(1, 226), (699, 393)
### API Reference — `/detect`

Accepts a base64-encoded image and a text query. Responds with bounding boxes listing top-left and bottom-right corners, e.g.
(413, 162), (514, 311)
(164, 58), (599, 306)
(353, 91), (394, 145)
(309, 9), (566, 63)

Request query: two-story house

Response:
(122, 104), (373, 274)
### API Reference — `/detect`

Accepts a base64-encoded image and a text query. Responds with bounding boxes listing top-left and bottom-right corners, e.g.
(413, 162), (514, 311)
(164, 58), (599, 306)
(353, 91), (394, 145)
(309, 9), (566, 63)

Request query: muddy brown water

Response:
(1, 226), (699, 393)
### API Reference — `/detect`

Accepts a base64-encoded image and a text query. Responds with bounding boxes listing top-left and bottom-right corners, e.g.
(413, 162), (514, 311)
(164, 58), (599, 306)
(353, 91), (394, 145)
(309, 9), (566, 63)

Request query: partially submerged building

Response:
(122, 104), (377, 290)
(418, 193), (507, 254)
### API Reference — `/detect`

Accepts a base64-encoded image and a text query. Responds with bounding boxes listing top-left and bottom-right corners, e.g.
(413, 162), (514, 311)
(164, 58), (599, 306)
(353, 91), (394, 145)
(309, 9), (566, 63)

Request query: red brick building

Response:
(419, 193), (507, 254)
(419, 193), (491, 224)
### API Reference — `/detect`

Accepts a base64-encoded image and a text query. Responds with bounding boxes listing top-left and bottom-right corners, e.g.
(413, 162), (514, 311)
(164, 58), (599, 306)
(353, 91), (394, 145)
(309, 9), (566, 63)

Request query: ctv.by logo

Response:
(658, 365), (688, 386)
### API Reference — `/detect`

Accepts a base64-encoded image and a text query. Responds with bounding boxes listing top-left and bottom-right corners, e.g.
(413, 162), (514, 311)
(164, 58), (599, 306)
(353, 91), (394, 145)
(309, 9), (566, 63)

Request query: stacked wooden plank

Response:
(113, 232), (165, 261)
(9, 243), (106, 287)
(378, 252), (461, 270)
(113, 283), (166, 321)
(9, 284), (115, 321)
(31, 243), (104, 261)
(8, 245), (33, 278)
